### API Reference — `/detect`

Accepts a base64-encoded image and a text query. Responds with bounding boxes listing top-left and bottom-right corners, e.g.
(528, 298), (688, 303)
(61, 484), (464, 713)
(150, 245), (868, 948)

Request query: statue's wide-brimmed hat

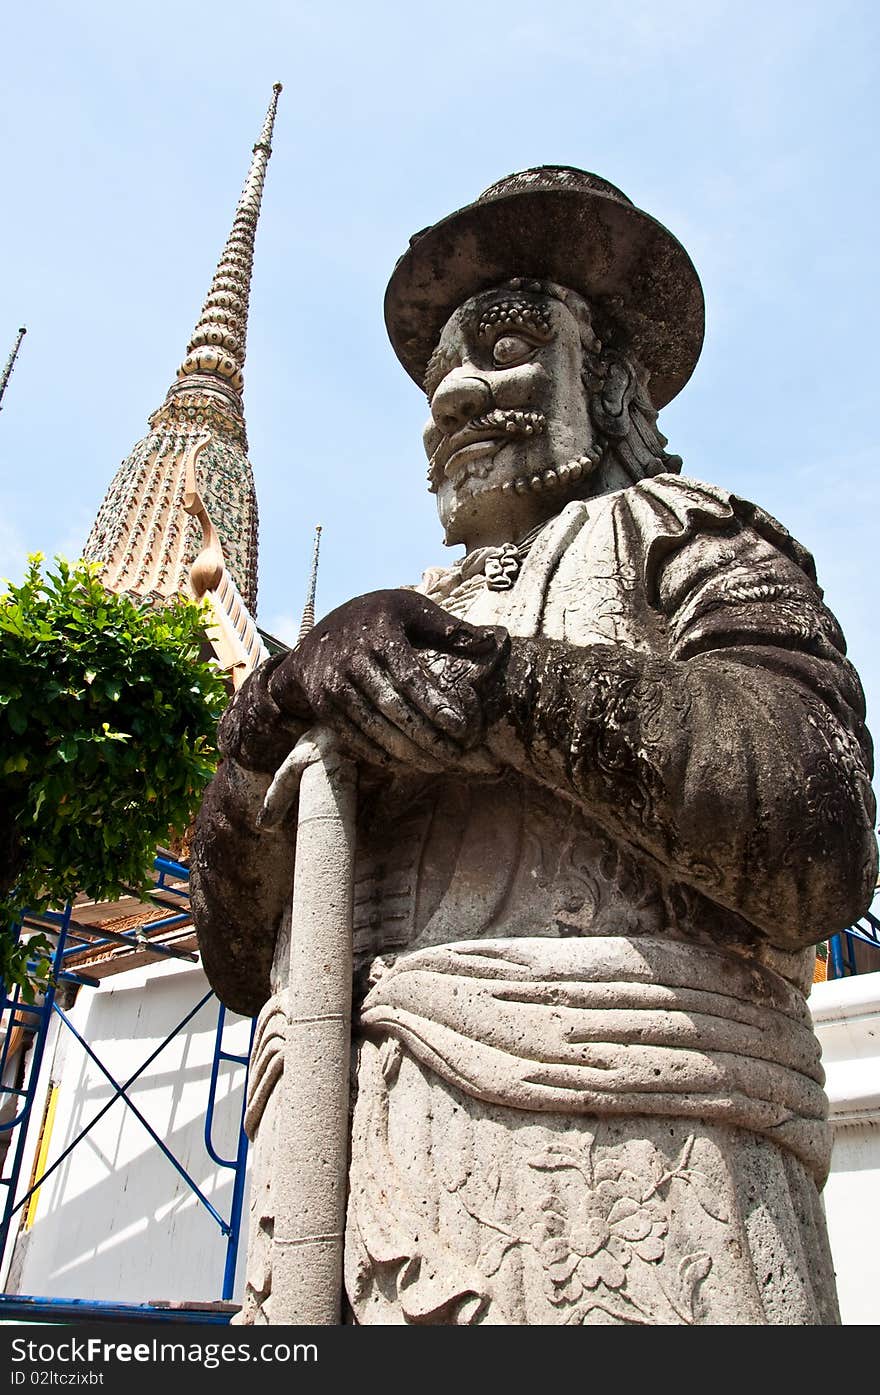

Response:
(385, 166), (704, 409)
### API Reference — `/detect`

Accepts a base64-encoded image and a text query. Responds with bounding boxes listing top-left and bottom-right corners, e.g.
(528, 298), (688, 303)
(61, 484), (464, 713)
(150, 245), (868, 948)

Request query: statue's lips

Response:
(442, 434), (505, 484)
(429, 410), (547, 489)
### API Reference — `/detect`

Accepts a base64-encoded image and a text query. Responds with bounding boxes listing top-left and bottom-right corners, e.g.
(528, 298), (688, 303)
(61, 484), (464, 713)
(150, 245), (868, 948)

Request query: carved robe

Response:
(191, 473), (876, 1325)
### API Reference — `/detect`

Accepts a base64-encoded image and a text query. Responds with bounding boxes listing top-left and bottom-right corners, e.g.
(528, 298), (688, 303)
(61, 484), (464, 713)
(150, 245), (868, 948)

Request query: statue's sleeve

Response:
(190, 654), (303, 1016)
(489, 483), (877, 950)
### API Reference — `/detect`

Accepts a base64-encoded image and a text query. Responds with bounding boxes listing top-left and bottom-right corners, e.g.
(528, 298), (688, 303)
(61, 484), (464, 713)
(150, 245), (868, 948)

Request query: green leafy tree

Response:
(0, 555), (227, 996)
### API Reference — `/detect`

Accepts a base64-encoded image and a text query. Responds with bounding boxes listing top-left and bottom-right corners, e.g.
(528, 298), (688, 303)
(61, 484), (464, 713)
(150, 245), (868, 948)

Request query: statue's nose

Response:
(430, 370), (492, 434)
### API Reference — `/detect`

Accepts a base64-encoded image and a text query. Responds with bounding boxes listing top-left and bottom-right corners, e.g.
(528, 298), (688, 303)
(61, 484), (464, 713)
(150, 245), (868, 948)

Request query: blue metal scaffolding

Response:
(828, 906), (880, 979)
(0, 854), (253, 1322)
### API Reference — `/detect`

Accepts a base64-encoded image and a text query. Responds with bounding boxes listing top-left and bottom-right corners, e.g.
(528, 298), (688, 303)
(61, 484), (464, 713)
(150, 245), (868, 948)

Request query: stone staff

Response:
(258, 728), (357, 1323)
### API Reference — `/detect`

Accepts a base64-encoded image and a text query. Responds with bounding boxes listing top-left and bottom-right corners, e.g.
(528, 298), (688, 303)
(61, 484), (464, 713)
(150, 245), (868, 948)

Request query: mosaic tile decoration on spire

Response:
(83, 84), (282, 614)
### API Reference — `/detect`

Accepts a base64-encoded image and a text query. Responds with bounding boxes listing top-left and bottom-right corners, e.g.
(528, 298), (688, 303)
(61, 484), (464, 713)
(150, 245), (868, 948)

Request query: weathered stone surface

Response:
(243, 740), (356, 1327)
(191, 167), (877, 1325)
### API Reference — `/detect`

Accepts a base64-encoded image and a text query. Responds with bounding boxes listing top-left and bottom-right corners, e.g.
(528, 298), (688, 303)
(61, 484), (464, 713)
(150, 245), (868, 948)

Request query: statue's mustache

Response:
(427, 409), (547, 492)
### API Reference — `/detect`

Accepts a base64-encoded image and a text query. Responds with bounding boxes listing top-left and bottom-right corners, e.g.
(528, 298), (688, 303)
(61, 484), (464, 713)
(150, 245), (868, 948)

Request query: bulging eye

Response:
(492, 335), (532, 367)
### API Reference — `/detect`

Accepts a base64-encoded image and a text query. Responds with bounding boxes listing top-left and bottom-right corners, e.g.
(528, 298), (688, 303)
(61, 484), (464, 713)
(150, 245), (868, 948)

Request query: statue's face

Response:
(423, 285), (596, 548)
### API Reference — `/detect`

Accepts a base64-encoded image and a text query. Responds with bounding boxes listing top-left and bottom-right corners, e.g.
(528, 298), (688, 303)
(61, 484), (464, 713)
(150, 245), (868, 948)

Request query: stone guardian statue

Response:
(191, 167), (877, 1325)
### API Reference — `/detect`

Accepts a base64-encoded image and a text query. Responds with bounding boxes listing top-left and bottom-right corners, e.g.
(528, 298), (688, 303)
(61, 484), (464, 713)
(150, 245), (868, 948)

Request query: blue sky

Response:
(1, 2), (878, 778)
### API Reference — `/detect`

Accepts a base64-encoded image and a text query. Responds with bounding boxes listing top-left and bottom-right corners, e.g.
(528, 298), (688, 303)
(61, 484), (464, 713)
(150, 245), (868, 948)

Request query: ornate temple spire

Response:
(83, 86), (282, 614)
(174, 83), (282, 404)
(297, 524), (323, 643)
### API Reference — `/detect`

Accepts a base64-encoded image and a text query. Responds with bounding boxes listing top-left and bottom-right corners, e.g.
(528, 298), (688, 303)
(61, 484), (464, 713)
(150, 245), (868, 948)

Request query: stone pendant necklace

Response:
(483, 518), (549, 591)
(423, 518), (552, 605)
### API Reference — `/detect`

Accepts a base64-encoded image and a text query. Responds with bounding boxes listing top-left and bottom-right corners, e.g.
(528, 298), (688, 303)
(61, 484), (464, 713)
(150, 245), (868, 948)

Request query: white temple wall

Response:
(3, 960), (251, 1306)
(810, 971), (880, 1326)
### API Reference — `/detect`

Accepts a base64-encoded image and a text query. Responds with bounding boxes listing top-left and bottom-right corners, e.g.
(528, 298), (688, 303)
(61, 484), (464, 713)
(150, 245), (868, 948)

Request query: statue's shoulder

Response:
(620, 472), (819, 586)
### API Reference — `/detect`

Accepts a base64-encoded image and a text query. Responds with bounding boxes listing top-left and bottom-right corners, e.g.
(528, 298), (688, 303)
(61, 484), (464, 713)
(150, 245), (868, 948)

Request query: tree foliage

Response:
(1, 556), (227, 994)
